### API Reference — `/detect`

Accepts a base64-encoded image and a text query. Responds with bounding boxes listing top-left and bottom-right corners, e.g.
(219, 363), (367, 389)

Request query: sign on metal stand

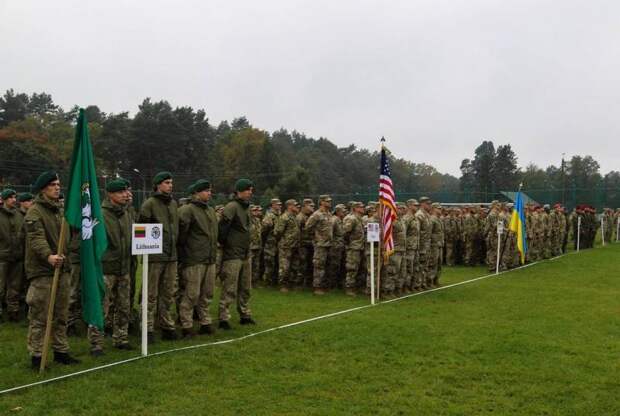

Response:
(367, 223), (380, 305)
(132, 223), (163, 357)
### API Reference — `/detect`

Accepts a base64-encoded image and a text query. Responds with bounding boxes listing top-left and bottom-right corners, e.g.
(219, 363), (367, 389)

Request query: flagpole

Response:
(40, 219), (69, 373)
(377, 137), (386, 301)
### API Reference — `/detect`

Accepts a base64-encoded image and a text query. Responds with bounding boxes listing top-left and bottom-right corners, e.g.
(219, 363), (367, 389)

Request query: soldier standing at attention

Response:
(177, 179), (218, 338)
(416, 197), (432, 290)
(25, 172), (80, 368)
(296, 198), (315, 287)
(403, 199), (420, 293)
(429, 203), (444, 287)
(217, 179), (255, 329)
(327, 204), (346, 289)
(387, 203), (407, 297)
(273, 199), (300, 292)
(88, 179), (134, 355)
(343, 202), (365, 296)
(484, 201), (502, 271)
(138, 171), (179, 342)
(261, 198), (282, 286)
(249, 205), (263, 284)
(0, 189), (25, 322)
(306, 195), (333, 295)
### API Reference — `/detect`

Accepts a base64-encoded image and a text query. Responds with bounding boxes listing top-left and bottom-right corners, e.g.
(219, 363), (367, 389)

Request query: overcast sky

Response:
(1, 0), (618, 176)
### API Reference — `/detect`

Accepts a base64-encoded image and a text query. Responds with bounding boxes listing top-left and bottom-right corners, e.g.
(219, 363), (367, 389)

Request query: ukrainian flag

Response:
(509, 191), (528, 264)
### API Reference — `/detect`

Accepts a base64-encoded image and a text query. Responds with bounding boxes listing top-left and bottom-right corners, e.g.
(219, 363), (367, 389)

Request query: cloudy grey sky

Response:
(2, 0), (618, 176)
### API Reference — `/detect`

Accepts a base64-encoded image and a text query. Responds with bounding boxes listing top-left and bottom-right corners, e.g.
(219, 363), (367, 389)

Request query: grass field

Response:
(1, 244), (619, 415)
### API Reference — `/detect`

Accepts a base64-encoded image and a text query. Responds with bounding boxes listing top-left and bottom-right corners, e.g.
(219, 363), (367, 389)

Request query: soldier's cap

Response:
(193, 179), (211, 193)
(347, 201), (356, 207)
(506, 203), (514, 208)
(491, 200), (499, 205)
(367, 201), (378, 207)
(187, 183), (196, 195)
(1, 188), (17, 200)
(396, 202), (407, 209)
(419, 196), (431, 204)
(406, 198), (419, 206)
(319, 194), (332, 202)
(33, 170), (60, 192)
(234, 178), (254, 193)
(303, 198), (314, 205)
(285, 199), (297, 207)
(431, 202), (441, 208)
(152, 171), (172, 185)
(270, 198), (282, 205)
(17, 192), (34, 203)
(352, 201), (364, 208)
(106, 179), (129, 193)
(334, 204), (346, 211)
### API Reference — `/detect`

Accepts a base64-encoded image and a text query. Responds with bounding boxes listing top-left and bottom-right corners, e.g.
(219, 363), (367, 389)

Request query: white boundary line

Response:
(0, 251), (574, 396)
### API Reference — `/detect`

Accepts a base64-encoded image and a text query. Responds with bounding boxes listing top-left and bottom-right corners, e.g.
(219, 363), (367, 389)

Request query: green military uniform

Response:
(462, 209), (477, 266)
(177, 185), (218, 333)
(415, 199), (432, 289)
(249, 206), (262, 284)
(484, 203), (503, 271)
(261, 200), (280, 285)
(327, 208), (345, 288)
(88, 194), (133, 351)
(296, 208), (314, 286)
(306, 196), (333, 290)
(428, 204), (444, 286)
(0, 189), (25, 320)
(138, 188), (179, 336)
(386, 206), (406, 295)
(273, 204), (301, 288)
(343, 203), (365, 290)
(402, 200), (420, 291)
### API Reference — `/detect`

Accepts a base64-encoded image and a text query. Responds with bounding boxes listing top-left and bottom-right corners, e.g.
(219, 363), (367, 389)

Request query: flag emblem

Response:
(135, 226), (146, 238)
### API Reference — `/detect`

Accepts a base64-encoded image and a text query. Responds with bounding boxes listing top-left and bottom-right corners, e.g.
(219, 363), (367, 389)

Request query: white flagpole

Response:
(141, 254), (149, 357)
(370, 242), (376, 305)
(577, 216), (581, 252)
(496, 223), (502, 275)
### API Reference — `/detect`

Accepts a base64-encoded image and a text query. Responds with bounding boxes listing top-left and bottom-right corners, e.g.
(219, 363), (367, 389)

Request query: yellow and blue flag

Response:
(509, 191), (527, 264)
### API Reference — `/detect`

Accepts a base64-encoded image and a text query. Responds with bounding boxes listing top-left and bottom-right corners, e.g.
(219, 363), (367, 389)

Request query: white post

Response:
(141, 254), (149, 357)
(577, 216), (581, 252)
(600, 216), (605, 246)
(616, 218), (619, 243)
(370, 242), (375, 305)
(496, 222), (503, 275)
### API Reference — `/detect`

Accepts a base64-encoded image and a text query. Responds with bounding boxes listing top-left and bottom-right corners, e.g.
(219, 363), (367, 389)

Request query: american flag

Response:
(379, 145), (397, 256)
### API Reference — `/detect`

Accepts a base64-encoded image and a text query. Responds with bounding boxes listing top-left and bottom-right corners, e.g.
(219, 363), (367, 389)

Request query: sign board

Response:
(132, 223), (163, 255)
(367, 222), (380, 242)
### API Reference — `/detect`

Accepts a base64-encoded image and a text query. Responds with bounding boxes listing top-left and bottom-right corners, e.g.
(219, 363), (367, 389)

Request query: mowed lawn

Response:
(1, 244), (619, 415)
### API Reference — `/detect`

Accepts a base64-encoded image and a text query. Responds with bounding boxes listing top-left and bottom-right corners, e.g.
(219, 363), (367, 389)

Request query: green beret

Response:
(234, 178), (254, 192)
(118, 177), (131, 188)
(33, 171), (59, 192)
(1, 189), (17, 200)
(17, 192), (34, 203)
(193, 179), (211, 193)
(106, 179), (129, 193)
(153, 171), (173, 185)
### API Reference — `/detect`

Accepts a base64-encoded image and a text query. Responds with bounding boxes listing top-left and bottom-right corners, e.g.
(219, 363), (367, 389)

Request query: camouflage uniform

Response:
(462, 210), (478, 266)
(261, 202), (280, 285)
(327, 210), (345, 288)
(428, 205), (444, 286)
(443, 212), (457, 266)
(484, 204), (503, 271)
(343, 205), (365, 290)
(273, 207), (301, 287)
(249, 208), (262, 284)
(306, 196), (333, 290)
(0, 202), (25, 319)
(415, 200), (432, 289)
(403, 200), (420, 291)
(386, 211), (406, 295)
(296, 206), (314, 286)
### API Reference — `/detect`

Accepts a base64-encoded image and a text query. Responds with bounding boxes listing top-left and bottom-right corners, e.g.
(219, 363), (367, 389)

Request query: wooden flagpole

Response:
(40, 219), (69, 373)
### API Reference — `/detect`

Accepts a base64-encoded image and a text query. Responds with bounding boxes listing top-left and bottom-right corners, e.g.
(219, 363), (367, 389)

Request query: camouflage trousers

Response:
(68, 263), (82, 327)
(218, 257), (252, 321)
(486, 235), (506, 272)
(297, 244), (314, 286)
(385, 251), (406, 293)
(404, 250), (417, 290)
(344, 249), (364, 289)
(262, 248), (277, 285)
(327, 245), (344, 288)
(416, 250), (429, 288)
(278, 247), (300, 287)
(145, 261), (178, 332)
(178, 264), (215, 328)
(463, 238), (476, 266)
(428, 246), (443, 285)
(0, 261), (24, 314)
(250, 248), (262, 284)
(365, 243), (379, 292)
(88, 273), (131, 351)
(27, 273), (71, 357)
(312, 246), (330, 289)
(444, 241), (456, 266)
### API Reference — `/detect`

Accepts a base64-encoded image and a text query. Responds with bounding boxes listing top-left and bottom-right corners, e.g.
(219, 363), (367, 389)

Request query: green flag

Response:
(65, 109), (108, 330)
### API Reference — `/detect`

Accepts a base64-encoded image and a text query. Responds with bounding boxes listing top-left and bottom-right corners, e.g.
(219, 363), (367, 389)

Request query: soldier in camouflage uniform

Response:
(484, 201), (503, 271)
(363, 203), (379, 293)
(88, 179), (134, 354)
(462, 206), (477, 266)
(403, 199), (420, 292)
(273, 199), (300, 291)
(25, 172), (80, 368)
(0, 189), (25, 322)
(296, 198), (315, 287)
(416, 197), (432, 290)
(541, 205), (552, 259)
(306, 195), (333, 295)
(261, 198), (282, 286)
(443, 208), (458, 266)
(343, 202), (365, 296)
(387, 203), (407, 297)
(428, 203), (444, 287)
(249, 205), (263, 284)
(327, 204), (346, 289)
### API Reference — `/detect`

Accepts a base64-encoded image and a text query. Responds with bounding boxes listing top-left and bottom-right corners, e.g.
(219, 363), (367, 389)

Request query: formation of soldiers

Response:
(1, 172), (619, 369)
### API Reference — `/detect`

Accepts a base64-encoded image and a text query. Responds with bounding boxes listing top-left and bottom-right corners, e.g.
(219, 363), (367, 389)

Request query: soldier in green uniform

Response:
(177, 179), (218, 337)
(306, 195), (333, 295)
(249, 205), (263, 284)
(138, 171), (179, 342)
(0, 189), (25, 322)
(484, 201), (503, 271)
(343, 202), (365, 296)
(415, 197), (432, 290)
(88, 179), (134, 355)
(429, 202), (444, 287)
(462, 206), (477, 266)
(387, 203), (407, 297)
(403, 199), (420, 292)
(296, 198), (315, 287)
(261, 198), (281, 286)
(273, 199), (300, 292)
(327, 204), (346, 289)
(217, 179), (255, 329)
(25, 171), (80, 368)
